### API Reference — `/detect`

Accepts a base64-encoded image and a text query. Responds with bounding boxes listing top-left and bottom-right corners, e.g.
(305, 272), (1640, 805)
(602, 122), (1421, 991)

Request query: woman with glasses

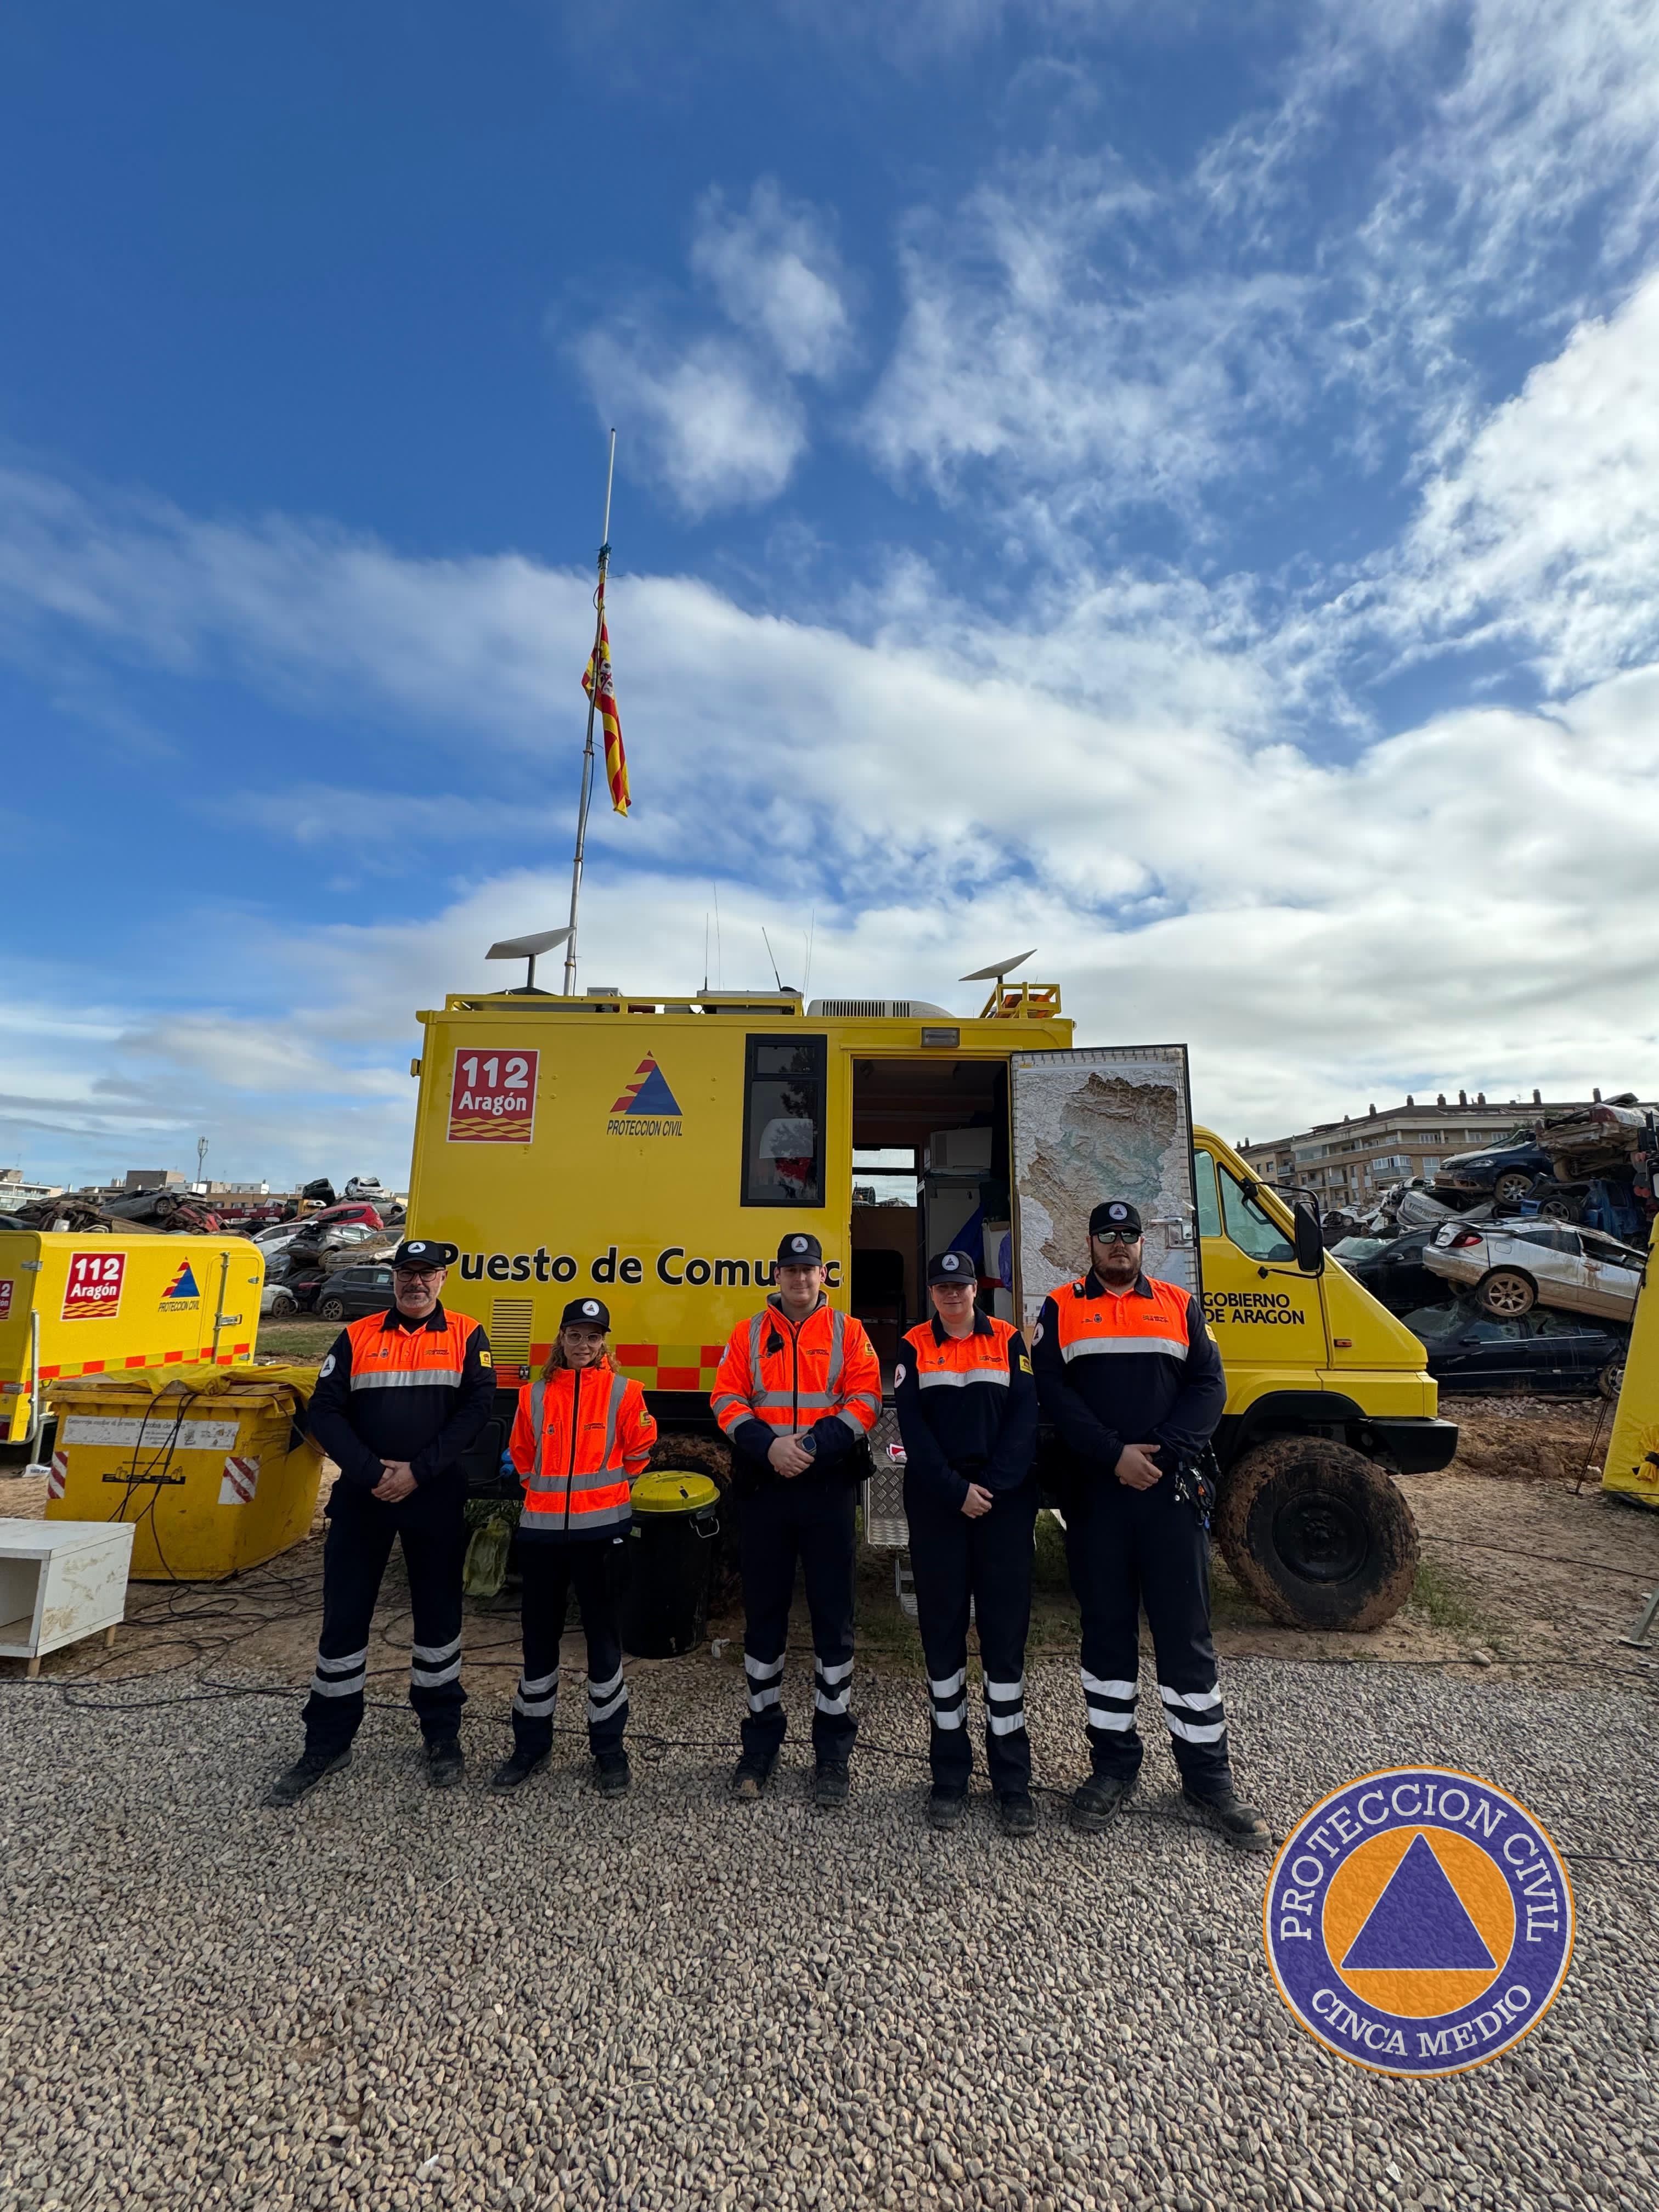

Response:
(893, 1249), (1040, 1835)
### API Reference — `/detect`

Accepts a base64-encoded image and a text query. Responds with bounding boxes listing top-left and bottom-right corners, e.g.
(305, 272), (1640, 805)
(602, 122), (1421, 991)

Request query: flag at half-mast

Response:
(582, 582), (630, 815)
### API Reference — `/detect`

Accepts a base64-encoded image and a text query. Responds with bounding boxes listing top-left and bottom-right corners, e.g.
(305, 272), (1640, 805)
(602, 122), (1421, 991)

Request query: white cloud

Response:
(1361, 273), (1659, 692)
(4, 469), (1657, 1186)
(573, 325), (807, 517)
(691, 179), (854, 380)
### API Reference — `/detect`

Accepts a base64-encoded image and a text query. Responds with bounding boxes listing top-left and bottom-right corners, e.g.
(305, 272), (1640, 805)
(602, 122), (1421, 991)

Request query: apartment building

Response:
(1237, 1091), (1586, 1212)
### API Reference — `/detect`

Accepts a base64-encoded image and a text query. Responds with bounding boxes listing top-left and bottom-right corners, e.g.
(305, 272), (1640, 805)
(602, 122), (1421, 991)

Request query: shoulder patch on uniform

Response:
(318, 1353), (335, 1380)
(1018, 1353), (1032, 1373)
(1031, 1323), (1043, 1345)
(477, 1347), (492, 1367)
(894, 1363), (906, 1386)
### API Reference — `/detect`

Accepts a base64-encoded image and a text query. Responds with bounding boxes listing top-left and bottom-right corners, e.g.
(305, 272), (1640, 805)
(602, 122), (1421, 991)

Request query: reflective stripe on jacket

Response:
(509, 1364), (657, 1536)
(345, 1306), (480, 1392)
(893, 1311), (1037, 1510)
(710, 1295), (882, 1480)
(1050, 1274), (1193, 1365)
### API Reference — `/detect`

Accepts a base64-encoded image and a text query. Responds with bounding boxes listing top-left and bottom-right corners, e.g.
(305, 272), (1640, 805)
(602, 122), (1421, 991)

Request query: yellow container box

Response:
(0, 1230), (265, 1446)
(44, 1364), (324, 1580)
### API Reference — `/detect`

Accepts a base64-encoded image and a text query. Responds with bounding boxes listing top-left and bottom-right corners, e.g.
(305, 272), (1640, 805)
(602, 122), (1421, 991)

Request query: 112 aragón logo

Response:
(448, 1049), (538, 1143)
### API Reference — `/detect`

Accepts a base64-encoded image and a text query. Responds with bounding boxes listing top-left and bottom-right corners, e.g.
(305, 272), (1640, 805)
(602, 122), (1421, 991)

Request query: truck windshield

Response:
(1220, 1167), (1295, 1262)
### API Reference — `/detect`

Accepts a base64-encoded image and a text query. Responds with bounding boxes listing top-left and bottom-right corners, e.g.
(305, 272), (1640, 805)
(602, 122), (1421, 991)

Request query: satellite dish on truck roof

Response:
(486, 926), (571, 995)
(959, 949), (1036, 983)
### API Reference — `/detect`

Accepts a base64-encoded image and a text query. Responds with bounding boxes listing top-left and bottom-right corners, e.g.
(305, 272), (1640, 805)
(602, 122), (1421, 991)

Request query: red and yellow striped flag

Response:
(582, 589), (630, 815)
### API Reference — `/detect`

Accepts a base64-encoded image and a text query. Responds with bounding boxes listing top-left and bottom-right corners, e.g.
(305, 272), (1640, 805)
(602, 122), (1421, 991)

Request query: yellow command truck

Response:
(405, 979), (1455, 1630)
(0, 1232), (265, 1451)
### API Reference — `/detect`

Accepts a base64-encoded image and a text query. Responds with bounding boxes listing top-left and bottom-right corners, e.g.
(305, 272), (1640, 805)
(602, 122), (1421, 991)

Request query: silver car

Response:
(1424, 1218), (1644, 1322)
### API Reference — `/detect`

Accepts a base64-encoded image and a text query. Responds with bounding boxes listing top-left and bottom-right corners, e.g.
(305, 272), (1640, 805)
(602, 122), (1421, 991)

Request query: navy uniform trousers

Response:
(511, 1533), (629, 1757)
(302, 1488), (467, 1755)
(906, 1477), (1038, 1797)
(1065, 1471), (1233, 1796)
(740, 1480), (857, 1768)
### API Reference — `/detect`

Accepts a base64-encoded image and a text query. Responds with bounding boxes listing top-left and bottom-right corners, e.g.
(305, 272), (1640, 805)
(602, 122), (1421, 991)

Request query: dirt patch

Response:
(1442, 1392), (1611, 1483)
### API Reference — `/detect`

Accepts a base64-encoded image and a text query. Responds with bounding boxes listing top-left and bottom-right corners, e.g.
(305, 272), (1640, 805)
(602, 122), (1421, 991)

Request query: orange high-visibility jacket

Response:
(711, 1295), (881, 1481)
(509, 1363), (657, 1536)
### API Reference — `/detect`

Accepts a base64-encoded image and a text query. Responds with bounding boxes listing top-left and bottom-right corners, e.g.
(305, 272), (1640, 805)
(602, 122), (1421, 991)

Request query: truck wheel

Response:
(1215, 1437), (1420, 1632)
(1477, 1268), (1536, 1317)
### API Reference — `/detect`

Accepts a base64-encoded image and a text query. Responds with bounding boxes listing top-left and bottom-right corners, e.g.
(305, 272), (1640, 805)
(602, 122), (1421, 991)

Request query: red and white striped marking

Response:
(218, 1454), (259, 1506)
(47, 1451), (68, 1500)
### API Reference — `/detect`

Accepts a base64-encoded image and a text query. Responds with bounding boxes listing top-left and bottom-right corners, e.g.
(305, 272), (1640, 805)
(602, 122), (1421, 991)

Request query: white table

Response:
(0, 1520), (133, 1675)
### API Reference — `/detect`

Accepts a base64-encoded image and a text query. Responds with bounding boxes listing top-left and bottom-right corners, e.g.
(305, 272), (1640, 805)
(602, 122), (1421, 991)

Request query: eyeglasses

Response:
(932, 1281), (974, 1293)
(1091, 1229), (1141, 1244)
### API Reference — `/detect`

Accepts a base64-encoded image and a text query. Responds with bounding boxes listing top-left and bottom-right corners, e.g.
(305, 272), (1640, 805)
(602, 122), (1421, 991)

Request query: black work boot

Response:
(927, 1786), (968, 1831)
(595, 1753), (631, 1798)
(263, 1748), (349, 1807)
(731, 1759), (771, 1801)
(425, 1736), (465, 1790)
(1182, 1785), (1274, 1852)
(997, 1792), (1039, 1838)
(489, 1747), (549, 1795)
(1070, 1773), (1135, 1833)
(813, 1761), (850, 1809)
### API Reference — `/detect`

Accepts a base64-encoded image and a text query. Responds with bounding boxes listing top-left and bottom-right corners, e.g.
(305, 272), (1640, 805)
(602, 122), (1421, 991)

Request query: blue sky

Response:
(5, 0), (1659, 1188)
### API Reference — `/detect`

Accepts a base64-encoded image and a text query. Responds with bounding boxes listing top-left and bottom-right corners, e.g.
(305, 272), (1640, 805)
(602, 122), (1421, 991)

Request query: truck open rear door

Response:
(1008, 1045), (1201, 1331)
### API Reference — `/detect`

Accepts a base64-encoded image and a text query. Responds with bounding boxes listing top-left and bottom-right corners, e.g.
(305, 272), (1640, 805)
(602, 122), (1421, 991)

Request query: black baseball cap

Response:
(560, 1296), (611, 1330)
(776, 1232), (823, 1266)
(927, 1249), (978, 1285)
(392, 1238), (459, 1270)
(1088, 1200), (1143, 1237)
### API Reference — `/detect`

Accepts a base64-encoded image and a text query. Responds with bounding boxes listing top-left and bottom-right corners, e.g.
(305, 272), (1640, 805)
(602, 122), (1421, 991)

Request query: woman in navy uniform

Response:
(894, 1249), (1040, 1834)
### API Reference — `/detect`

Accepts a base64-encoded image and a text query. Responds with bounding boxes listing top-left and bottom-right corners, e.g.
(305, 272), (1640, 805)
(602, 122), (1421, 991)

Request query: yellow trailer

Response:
(0, 1232), (264, 1450)
(404, 975), (1453, 1629)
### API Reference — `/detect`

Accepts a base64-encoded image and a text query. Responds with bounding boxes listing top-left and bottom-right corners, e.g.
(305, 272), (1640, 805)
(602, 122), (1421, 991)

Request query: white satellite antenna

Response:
(960, 947), (1037, 1018)
(487, 926), (571, 994)
(960, 949), (1036, 985)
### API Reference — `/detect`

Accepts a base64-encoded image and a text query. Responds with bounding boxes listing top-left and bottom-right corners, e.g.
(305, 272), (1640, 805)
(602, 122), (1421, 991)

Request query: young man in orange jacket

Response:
(493, 1296), (656, 1799)
(711, 1232), (881, 1807)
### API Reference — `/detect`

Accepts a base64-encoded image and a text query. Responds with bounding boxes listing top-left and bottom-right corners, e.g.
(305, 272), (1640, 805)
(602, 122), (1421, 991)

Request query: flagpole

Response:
(563, 427), (617, 997)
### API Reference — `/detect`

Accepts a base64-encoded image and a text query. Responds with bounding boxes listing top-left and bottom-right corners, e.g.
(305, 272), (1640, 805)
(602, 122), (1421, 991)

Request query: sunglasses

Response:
(1092, 1228), (1141, 1244)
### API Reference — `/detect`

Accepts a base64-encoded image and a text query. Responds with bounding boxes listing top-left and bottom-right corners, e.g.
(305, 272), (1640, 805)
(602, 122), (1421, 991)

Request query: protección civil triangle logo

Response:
(159, 1259), (202, 1308)
(1264, 1766), (1573, 2078)
(607, 1056), (683, 1136)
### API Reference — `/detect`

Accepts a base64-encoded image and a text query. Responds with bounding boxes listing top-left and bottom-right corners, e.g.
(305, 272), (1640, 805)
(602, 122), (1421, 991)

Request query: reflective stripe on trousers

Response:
(513, 1665), (560, 1719)
(410, 1631), (463, 1689)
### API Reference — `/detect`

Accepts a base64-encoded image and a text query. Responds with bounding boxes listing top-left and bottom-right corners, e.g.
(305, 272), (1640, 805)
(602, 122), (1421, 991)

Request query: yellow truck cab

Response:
(0, 1231), (266, 1451)
(406, 976), (1454, 1629)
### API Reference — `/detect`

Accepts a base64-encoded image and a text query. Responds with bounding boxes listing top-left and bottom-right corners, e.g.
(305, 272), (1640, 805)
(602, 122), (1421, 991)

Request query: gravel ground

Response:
(2, 1656), (1656, 2212)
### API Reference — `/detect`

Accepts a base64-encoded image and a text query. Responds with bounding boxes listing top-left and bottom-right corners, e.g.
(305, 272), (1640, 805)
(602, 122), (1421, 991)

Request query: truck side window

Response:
(1193, 1153), (1222, 1240)
(741, 1035), (826, 1206)
(1220, 1168), (1295, 1262)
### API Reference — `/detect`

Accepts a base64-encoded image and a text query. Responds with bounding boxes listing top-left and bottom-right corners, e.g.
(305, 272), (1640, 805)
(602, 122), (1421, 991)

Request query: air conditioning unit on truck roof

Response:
(402, 979), (1454, 1630)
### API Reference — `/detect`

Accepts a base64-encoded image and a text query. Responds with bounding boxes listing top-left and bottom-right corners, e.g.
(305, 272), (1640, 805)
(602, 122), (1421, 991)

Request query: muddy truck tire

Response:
(1216, 1436), (1419, 1631)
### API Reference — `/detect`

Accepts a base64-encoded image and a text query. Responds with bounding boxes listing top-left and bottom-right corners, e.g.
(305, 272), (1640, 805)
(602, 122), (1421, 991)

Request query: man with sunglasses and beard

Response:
(1031, 1200), (1271, 1851)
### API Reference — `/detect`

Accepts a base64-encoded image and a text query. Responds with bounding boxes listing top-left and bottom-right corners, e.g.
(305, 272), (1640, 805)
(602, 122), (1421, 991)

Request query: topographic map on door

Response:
(1009, 1046), (1199, 1329)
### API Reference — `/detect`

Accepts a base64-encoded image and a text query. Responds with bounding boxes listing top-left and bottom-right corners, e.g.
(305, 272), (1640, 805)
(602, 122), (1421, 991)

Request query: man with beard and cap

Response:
(1031, 1200), (1271, 1850)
